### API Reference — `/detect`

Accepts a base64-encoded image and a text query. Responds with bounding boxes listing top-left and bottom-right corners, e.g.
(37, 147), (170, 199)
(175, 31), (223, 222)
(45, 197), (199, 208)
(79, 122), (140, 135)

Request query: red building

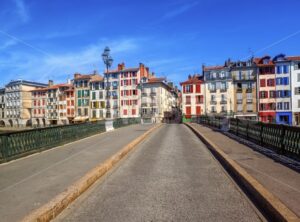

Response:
(254, 56), (276, 123)
(180, 75), (204, 119)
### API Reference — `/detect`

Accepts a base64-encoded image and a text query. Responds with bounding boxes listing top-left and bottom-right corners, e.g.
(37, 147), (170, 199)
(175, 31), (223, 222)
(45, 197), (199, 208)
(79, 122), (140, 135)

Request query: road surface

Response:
(55, 124), (263, 222)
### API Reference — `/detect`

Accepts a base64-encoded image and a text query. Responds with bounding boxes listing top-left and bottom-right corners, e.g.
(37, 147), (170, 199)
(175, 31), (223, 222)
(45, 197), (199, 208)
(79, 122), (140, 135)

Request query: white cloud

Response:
(163, 1), (198, 19)
(13, 0), (29, 23)
(0, 39), (18, 50)
(0, 38), (140, 83)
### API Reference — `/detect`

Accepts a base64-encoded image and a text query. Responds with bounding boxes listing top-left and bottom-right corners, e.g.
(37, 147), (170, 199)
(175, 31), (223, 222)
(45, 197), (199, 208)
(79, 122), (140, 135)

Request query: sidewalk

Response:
(0, 124), (154, 222)
(190, 123), (300, 217)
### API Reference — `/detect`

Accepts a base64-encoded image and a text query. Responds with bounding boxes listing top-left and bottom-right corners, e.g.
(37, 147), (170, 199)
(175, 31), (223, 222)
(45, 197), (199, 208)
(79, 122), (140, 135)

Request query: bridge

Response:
(0, 121), (299, 221)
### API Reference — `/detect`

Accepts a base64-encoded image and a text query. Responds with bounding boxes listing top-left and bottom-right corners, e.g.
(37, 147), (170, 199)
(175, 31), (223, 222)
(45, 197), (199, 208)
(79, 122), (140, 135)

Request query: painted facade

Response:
(0, 88), (5, 122)
(5, 80), (47, 127)
(90, 77), (106, 121)
(180, 75), (204, 118)
(288, 56), (300, 125)
(203, 65), (233, 116)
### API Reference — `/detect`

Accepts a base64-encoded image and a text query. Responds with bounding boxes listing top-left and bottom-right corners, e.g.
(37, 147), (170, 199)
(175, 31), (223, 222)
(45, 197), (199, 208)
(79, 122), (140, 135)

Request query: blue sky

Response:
(0, 0), (300, 87)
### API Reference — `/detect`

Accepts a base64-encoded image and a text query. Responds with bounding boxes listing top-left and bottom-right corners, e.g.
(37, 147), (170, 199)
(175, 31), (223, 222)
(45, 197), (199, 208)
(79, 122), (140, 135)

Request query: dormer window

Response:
(263, 59), (269, 64)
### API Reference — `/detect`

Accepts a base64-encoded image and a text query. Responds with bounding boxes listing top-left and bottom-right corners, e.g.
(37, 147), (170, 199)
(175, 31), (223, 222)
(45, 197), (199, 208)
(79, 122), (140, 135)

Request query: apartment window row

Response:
(121, 100), (138, 106)
(33, 109), (45, 115)
(33, 100), (46, 106)
(121, 90), (138, 96)
(92, 91), (104, 100)
(259, 103), (276, 111)
(276, 77), (289, 85)
(120, 72), (137, 78)
(66, 100), (75, 106)
(259, 67), (275, 74)
(277, 102), (290, 110)
(91, 101), (105, 109)
(260, 79), (275, 87)
(276, 65), (289, 74)
(259, 90), (291, 98)
(77, 90), (90, 98)
(120, 79), (138, 86)
(77, 108), (89, 116)
(77, 99), (89, 107)
(33, 92), (46, 97)
(123, 109), (137, 115)
(185, 95), (203, 104)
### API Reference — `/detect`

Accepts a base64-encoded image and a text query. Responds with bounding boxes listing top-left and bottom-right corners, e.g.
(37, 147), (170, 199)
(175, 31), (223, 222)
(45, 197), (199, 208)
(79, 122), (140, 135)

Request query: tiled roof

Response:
(105, 67), (139, 74)
(286, 56), (300, 61)
(90, 75), (104, 82)
(148, 77), (166, 83)
(180, 77), (203, 85)
(203, 66), (224, 71)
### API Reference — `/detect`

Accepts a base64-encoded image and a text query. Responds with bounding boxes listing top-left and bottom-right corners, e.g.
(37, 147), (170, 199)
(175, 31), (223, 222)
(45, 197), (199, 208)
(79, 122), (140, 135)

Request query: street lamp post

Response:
(102, 47), (113, 119)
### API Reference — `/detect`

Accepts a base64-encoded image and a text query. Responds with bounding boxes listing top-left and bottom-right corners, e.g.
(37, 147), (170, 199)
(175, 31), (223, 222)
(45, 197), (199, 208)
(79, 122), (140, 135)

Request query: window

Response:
(276, 66), (282, 74)
(247, 104), (253, 112)
(185, 106), (191, 115)
(237, 104), (242, 112)
(270, 91), (276, 98)
(259, 91), (268, 98)
(196, 106), (201, 115)
(78, 99), (82, 107)
(297, 73), (300, 82)
(284, 102), (289, 110)
(211, 94), (216, 101)
(123, 109), (128, 115)
(92, 92), (96, 100)
(283, 77), (289, 85)
(196, 95), (203, 104)
(132, 109), (136, 115)
(78, 90), (81, 98)
(196, 84), (201, 93)
(267, 79), (275, 86)
(186, 96), (191, 104)
(295, 87), (300, 95)
(277, 102), (283, 110)
(283, 65), (289, 73)
(295, 63), (300, 70)
(185, 85), (193, 93)
(221, 94), (226, 101)
(298, 100), (300, 108)
(260, 79), (266, 87)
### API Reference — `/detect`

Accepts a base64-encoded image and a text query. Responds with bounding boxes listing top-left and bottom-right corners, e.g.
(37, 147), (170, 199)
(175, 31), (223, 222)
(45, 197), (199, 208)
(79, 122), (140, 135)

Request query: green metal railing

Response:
(113, 117), (141, 128)
(0, 118), (141, 163)
(228, 118), (300, 158)
(192, 115), (300, 159)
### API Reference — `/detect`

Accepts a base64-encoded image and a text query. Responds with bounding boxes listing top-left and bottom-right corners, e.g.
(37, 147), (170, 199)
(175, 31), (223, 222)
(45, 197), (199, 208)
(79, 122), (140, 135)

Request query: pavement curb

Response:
(185, 123), (300, 222)
(21, 124), (162, 222)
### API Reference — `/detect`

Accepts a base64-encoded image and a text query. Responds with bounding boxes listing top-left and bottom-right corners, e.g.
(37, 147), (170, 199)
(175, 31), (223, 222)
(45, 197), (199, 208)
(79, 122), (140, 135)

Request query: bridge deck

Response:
(55, 124), (263, 222)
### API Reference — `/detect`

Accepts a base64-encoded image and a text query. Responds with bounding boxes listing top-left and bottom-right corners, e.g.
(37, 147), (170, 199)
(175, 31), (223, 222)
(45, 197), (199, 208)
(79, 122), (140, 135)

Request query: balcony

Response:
(150, 92), (157, 96)
(113, 95), (118, 100)
(237, 99), (243, 104)
(112, 86), (118, 90)
(211, 110), (216, 113)
(246, 99), (253, 104)
(113, 105), (118, 109)
(220, 100), (227, 104)
(246, 88), (252, 93)
(220, 88), (227, 92)
(150, 103), (157, 107)
(141, 92), (147, 97)
(210, 101), (217, 105)
(141, 103), (148, 107)
(209, 89), (216, 93)
(236, 88), (242, 93)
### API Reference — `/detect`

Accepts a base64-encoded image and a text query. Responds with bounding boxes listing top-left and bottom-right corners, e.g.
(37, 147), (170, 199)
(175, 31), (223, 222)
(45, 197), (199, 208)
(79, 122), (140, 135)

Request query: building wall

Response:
(182, 83), (205, 116)
(290, 60), (300, 125)
(0, 90), (5, 119)
(119, 71), (139, 118)
(90, 81), (105, 120)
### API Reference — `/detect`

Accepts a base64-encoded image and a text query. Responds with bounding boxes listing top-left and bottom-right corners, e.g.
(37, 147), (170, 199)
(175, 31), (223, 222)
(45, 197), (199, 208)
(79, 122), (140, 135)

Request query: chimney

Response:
(139, 63), (145, 77)
(118, 62), (125, 71)
(188, 75), (191, 80)
(74, 73), (80, 79)
(48, 80), (53, 87)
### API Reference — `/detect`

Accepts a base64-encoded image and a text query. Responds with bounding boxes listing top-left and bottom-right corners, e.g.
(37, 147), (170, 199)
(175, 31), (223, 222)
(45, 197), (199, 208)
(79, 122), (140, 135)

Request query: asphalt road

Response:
(55, 124), (263, 222)
(0, 124), (154, 222)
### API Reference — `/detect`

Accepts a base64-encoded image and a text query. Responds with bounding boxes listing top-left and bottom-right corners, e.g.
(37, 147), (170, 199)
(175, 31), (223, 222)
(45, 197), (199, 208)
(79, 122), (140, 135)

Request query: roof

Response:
(47, 83), (72, 90)
(74, 73), (103, 80)
(6, 80), (48, 88)
(148, 77), (166, 83)
(203, 66), (225, 71)
(180, 76), (203, 85)
(105, 67), (139, 74)
(90, 75), (104, 82)
(286, 56), (300, 61)
(253, 56), (274, 66)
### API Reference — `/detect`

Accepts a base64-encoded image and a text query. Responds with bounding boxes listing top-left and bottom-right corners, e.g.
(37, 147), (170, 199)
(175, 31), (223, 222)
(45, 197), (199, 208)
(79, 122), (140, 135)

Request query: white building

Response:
(4, 80), (47, 127)
(140, 77), (179, 123)
(288, 56), (300, 125)
(0, 88), (5, 124)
